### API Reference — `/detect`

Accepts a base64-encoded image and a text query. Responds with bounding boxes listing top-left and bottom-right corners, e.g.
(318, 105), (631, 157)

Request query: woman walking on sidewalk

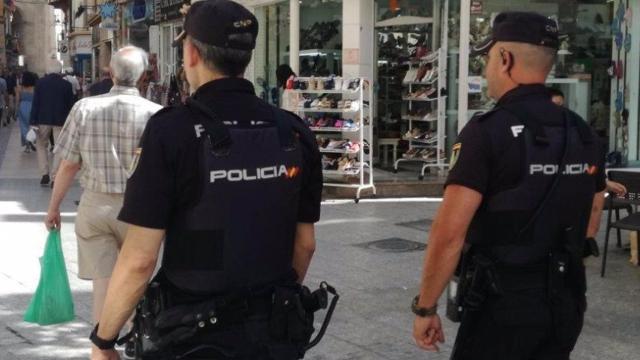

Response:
(17, 71), (37, 153)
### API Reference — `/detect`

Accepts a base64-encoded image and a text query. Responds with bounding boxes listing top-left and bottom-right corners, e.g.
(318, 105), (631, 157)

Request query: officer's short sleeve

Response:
(118, 115), (175, 229)
(444, 117), (491, 194)
(297, 130), (323, 223)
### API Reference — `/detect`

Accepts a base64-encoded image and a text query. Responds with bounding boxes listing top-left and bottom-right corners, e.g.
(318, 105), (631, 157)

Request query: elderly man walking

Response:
(30, 61), (74, 186)
(44, 46), (161, 347)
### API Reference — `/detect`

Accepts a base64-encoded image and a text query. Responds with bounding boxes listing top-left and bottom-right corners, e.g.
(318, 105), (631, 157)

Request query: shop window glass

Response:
(300, 0), (342, 76)
(375, 0), (437, 138)
(377, 0), (434, 21)
(467, 0), (613, 145)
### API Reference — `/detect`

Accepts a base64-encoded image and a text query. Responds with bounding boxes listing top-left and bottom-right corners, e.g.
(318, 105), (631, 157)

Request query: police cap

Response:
(471, 12), (560, 56)
(173, 0), (258, 50)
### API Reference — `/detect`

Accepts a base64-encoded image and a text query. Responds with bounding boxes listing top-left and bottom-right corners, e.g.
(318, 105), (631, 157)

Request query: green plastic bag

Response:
(24, 229), (75, 325)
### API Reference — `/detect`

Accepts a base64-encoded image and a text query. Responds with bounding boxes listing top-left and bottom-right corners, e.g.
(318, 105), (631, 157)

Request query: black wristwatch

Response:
(411, 295), (438, 317)
(90, 323), (117, 350)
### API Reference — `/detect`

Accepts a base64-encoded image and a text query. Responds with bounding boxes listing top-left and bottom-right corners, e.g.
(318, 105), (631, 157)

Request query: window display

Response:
(465, 1), (613, 142)
(300, 0), (342, 76)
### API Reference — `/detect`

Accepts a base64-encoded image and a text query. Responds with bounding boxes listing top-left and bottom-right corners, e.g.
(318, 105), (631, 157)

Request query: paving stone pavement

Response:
(0, 121), (639, 359)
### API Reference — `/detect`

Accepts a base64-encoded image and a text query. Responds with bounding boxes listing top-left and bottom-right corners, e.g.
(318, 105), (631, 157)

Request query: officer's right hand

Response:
(413, 314), (445, 351)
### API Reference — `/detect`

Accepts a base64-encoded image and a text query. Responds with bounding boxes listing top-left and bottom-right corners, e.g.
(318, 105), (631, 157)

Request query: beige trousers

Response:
(75, 190), (128, 280)
(35, 125), (62, 179)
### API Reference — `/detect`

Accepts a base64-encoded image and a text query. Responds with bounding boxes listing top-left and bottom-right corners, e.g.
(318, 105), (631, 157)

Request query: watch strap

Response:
(90, 323), (117, 350)
(412, 295), (438, 317)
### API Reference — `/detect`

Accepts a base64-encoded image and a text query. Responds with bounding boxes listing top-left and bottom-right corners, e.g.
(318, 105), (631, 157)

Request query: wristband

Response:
(89, 323), (117, 350)
(411, 295), (438, 317)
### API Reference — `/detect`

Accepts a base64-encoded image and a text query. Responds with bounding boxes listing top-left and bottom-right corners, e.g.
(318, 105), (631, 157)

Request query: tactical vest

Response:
(466, 105), (599, 266)
(162, 98), (304, 295)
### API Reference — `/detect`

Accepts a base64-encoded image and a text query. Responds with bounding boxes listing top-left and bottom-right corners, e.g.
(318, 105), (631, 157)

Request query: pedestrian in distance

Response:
(89, 1), (324, 359)
(412, 12), (607, 360)
(89, 67), (115, 96)
(29, 60), (74, 187)
(0, 70), (8, 127)
(64, 67), (81, 102)
(44, 46), (162, 358)
(16, 71), (38, 153)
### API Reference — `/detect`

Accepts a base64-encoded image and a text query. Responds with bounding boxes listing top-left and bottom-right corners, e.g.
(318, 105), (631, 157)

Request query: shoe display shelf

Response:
(291, 76), (376, 202)
(394, 47), (449, 180)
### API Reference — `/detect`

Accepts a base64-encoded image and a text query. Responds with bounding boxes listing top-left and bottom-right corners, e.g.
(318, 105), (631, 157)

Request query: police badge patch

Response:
(450, 143), (461, 169)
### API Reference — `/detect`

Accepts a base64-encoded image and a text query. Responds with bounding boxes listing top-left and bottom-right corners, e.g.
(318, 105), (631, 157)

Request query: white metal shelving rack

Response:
(393, 47), (449, 179)
(292, 77), (376, 202)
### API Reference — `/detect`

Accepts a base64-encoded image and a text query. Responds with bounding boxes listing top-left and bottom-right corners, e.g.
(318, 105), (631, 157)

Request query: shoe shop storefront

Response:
(240, 0), (632, 178)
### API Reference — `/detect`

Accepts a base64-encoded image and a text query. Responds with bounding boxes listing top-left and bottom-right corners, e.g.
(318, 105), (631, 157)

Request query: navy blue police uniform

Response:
(448, 84), (606, 360)
(118, 77), (322, 360)
(446, 12), (607, 360)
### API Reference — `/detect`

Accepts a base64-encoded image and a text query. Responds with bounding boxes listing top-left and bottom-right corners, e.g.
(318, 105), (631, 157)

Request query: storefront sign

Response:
(100, 3), (119, 30)
(70, 35), (92, 55)
(156, 0), (184, 23)
(471, 1), (483, 15)
(131, 0), (147, 23)
(468, 76), (483, 94)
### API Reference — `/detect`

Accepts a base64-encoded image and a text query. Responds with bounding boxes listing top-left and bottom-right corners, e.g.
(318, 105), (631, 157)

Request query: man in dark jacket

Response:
(88, 67), (114, 96)
(30, 62), (74, 186)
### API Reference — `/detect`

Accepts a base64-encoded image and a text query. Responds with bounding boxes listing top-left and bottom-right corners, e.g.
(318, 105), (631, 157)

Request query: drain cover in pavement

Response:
(396, 219), (433, 232)
(355, 238), (426, 253)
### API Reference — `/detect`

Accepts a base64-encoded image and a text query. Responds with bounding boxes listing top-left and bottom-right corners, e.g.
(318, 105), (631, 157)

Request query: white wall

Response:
(16, 2), (57, 75)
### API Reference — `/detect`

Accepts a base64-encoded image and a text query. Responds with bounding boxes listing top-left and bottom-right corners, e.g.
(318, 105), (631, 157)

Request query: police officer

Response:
(89, 1), (322, 359)
(411, 12), (606, 359)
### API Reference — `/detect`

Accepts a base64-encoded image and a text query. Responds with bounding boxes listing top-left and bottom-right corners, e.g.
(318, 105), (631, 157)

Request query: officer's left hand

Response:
(413, 314), (445, 351)
(91, 346), (120, 360)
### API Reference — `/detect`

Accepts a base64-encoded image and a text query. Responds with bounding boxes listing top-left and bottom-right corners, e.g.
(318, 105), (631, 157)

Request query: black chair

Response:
(603, 197), (633, 248)
(601, 170), (640, 277)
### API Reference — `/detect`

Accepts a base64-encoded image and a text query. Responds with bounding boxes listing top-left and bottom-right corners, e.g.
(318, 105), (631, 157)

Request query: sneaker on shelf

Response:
(421, 50), (439, 63)
(316, 118), (329, 127)
(342, 119), (356, 129)
(316, 137), (326, 148)
(403, 148), (418, 159)
(420, 88), (436, 99)
(403, 68), (418, 84)
(334, 119), (344, 128)
(349, 142), (361, 153)
(304, 117), (314, 127)
(309, 77), (317, 90)
(415, 65), (428, 82)
(326, 139), (345, 149)
(338, 156), (351, 171)
(40, 174), (50, 186)
(317, 79), (325, 90)
(421, 149), (435, 160)
(425, 66), (438, 82)
(350, 101), (360, 111)
(348, 79), (361, 90)
(423, 112), (438, 121)
(335, 77), (343, 90)
(342, 78), (351, 91)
